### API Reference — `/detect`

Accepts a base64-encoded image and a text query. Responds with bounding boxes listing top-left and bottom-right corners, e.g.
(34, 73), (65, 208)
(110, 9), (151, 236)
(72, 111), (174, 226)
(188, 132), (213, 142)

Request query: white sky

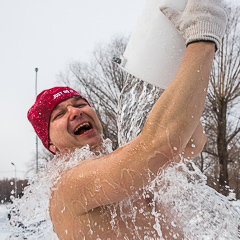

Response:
(0, 0), (146, 179)
(0, 0), (237, 180)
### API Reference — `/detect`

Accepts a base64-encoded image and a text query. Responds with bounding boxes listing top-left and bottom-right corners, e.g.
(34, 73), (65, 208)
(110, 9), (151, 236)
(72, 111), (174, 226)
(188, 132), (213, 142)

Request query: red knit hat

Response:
(27, 86), (90, 154)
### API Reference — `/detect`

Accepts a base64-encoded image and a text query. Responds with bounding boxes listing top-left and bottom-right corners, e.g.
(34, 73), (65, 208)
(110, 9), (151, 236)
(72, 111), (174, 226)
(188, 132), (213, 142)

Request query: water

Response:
(117, 77), (240, 239)
(150, 162), (240, 239)
(6, 140), (113, 239)
(118, 76), (164, 146)
(6, 77), (240, 239)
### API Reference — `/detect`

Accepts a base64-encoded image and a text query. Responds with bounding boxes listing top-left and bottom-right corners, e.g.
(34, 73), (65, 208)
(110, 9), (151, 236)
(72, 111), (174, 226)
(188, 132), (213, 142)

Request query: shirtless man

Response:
(28, 0), (227, 239)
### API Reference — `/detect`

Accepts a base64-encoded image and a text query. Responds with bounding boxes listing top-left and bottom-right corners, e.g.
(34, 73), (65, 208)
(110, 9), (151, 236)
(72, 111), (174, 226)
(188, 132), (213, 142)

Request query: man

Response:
(28, 0), (227, 239)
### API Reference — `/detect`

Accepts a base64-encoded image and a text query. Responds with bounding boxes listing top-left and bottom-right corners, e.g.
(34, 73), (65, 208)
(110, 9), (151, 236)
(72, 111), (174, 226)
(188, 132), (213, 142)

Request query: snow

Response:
(0, 205), (11, 239)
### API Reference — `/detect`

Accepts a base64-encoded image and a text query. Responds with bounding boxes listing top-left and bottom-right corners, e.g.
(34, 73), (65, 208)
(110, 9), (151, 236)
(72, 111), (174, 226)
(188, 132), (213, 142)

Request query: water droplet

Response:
(171, 221), (176, 227)
(61, 206), (65, 213)
(139, 208), (144, 213)
(95, 178), (101, 192)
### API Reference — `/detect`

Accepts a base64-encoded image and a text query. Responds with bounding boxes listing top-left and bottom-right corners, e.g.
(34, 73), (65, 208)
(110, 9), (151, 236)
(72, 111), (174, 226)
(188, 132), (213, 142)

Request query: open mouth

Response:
(74, 122), (93, 135)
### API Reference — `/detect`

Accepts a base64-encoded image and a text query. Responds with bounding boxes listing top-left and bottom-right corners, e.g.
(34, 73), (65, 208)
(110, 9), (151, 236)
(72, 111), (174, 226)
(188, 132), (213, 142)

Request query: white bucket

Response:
(119, 0), (187, 89)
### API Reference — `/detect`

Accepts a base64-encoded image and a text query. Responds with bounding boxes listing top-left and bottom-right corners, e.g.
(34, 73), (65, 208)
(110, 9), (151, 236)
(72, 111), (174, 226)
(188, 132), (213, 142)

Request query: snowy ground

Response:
(232, 200), (240, 216)
(0, 204), (11, 239)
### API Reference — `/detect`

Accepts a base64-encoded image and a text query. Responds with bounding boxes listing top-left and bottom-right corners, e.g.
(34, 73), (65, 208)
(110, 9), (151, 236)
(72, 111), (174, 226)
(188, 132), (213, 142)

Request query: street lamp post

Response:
(35, 68), (38, 174)
(11, 162), (17, 198)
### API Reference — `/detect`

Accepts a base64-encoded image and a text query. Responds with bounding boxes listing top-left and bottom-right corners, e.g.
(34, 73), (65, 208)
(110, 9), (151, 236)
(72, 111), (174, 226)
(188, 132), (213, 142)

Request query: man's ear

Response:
(49, 144), (57, 154)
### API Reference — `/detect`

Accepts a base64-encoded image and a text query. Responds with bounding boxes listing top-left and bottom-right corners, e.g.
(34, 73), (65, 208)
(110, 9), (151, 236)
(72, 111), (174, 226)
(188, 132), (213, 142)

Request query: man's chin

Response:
(58, 135), (104, 154)
(74, 135), (104, 152)
(88, 138), (104, 151)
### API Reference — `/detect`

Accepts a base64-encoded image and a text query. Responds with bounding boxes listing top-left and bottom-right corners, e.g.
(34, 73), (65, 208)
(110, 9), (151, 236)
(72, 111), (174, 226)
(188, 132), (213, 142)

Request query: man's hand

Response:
(160, 0), (228, 51)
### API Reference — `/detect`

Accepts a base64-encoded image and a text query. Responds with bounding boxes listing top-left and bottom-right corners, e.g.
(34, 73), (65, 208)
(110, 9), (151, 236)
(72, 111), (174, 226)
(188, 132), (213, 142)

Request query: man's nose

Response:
(68, 106), (83, 121)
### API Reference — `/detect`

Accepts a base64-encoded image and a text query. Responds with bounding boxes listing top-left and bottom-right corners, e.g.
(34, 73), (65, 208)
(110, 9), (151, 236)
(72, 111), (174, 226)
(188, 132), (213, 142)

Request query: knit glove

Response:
(160, 0), (228, 51)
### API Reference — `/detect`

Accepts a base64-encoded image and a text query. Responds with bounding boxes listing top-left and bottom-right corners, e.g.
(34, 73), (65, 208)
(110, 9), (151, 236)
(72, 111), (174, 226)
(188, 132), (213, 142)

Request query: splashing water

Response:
(7, 77), (240, 239)
(150, 162), (240, 239)
(118, 76), (164, 146)
(6, 140), (113, 239)
(117, 77), (240, 239)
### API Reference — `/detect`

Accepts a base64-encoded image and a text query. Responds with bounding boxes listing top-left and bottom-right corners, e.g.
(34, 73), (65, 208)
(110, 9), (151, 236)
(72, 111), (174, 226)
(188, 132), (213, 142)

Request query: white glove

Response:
(160, 0), (228, 51)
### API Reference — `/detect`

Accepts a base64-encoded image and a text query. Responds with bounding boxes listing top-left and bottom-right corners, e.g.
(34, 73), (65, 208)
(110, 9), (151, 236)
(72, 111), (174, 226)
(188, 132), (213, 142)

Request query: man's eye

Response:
(53, 112), (63, 120)
(76, 104), (86, 108)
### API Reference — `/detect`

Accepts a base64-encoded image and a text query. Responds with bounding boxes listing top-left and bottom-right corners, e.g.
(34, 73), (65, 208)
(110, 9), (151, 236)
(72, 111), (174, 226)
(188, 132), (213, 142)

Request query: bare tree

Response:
(200, 6), (240, 196)
(0, 178), (29, 203)
(58, 35), (129, 149)
(25, 145), (54, 178)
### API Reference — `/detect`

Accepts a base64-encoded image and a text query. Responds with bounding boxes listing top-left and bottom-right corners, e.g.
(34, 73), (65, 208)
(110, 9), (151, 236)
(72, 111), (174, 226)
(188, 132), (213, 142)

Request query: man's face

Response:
(49, 97), (103, 153)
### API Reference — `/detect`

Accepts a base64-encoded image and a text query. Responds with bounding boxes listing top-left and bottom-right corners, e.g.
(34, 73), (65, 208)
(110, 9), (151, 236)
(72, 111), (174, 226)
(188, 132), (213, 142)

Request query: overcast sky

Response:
(0, 0), (147, 179)
(0, 0), (238, 180)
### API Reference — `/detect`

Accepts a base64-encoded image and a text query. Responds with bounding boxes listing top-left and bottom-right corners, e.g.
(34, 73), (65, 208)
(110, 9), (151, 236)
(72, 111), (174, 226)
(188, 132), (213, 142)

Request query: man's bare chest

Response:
(78, 191), (160, 239)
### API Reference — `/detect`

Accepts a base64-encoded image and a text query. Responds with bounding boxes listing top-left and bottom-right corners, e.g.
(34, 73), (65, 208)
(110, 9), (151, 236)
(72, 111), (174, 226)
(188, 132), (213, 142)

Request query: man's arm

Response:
(50, 42), (215, 217)
(182, 121), (207, 160)
(142, 42), (214, 148)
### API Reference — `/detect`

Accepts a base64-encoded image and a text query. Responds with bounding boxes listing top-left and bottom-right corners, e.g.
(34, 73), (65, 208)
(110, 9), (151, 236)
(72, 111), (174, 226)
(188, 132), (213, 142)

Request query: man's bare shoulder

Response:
(49, 133), (174, 219)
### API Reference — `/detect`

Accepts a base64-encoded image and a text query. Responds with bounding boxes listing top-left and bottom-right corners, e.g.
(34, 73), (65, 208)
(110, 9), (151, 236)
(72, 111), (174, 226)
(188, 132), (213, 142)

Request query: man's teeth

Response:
(74, 122), (91, 134)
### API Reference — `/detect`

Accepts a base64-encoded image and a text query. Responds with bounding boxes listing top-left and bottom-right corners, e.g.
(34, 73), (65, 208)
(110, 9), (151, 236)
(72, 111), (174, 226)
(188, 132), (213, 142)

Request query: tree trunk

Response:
(217, 99), (229, 196)
(200, 152), (204, 173)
